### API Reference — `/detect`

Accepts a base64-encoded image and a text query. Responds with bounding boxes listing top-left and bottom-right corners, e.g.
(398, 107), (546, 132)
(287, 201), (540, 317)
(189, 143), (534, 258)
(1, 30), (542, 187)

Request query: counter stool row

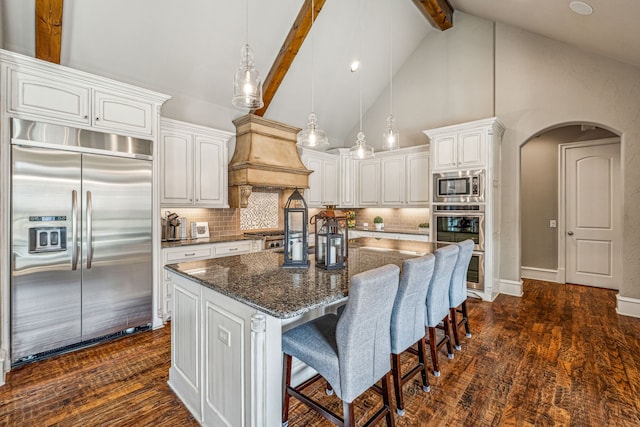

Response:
(281, 239), (475, 427)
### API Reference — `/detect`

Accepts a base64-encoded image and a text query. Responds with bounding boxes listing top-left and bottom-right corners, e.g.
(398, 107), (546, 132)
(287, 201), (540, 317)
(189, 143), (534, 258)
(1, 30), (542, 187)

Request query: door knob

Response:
(567, 231), (574, 236)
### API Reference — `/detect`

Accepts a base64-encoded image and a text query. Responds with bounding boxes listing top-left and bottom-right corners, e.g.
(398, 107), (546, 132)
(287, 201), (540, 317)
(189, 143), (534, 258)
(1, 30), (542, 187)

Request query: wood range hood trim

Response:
(229, 114), (311, 208)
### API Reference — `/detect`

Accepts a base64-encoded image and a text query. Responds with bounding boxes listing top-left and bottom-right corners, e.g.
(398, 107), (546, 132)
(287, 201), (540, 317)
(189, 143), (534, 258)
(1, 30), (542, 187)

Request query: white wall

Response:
(357, 13), (640, 300)
(345, 12), (495, 150)
(495, 23), (640, 299)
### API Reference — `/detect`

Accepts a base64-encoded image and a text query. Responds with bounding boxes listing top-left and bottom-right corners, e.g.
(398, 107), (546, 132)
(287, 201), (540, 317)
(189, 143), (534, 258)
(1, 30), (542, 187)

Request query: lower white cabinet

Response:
(349, 229), (430, 242)
(161, 241), (255, 322)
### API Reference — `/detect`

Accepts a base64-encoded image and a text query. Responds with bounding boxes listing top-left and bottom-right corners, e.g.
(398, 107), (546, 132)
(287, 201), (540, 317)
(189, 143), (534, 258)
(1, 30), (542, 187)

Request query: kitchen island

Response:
(165, 240), (432, 427)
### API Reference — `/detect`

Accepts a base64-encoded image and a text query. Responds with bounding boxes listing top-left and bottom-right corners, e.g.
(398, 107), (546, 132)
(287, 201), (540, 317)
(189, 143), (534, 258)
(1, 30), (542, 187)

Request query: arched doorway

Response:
(520, 123), (621, 289)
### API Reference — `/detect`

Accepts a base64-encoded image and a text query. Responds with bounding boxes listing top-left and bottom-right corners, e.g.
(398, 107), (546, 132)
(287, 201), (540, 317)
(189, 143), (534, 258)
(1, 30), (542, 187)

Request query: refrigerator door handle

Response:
(72, 190), (79, 270)
(87, 190), (93, 269)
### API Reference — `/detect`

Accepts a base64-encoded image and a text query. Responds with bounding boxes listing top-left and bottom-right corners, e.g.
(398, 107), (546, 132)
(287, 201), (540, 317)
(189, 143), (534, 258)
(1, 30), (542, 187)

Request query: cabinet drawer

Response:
(166, 247), (214, 262)
(214, 241), (252, 257)
(8, 67), (91, 125)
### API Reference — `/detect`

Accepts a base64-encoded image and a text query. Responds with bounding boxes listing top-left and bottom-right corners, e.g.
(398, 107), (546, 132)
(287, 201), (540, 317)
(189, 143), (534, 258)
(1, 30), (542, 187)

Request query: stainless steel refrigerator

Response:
(11, 119), (153, 365)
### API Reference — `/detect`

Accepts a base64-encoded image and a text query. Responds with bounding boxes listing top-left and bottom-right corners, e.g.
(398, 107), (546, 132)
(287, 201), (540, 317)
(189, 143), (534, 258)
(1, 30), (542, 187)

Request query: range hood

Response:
(229, 114), (311, 208)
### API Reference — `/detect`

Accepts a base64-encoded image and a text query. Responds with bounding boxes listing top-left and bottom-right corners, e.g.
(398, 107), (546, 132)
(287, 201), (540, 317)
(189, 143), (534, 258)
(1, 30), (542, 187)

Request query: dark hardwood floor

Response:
(1, 279), (640, 426)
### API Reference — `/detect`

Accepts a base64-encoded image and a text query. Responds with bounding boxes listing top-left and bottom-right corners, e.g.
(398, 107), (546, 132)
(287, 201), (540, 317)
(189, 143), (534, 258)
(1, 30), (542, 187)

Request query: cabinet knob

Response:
(95, 117), (99, 121)
(84, 115), (88, 119)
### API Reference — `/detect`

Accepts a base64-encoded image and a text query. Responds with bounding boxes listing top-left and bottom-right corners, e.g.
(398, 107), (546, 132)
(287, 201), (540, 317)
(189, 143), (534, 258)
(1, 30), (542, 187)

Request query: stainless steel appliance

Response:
(243, 230), (285, 249)
(10, 119), (153, 365)
(433, 169), (484, 203)
(433, 205), (485, 290)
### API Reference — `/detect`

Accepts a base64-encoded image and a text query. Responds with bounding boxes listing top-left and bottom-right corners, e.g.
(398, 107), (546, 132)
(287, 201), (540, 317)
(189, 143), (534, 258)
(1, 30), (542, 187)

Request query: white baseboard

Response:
(499, 279), (523, 297)
(0, 349), (5, 386)
(520, 266), (560, 283)
(616, 295), (640, 318)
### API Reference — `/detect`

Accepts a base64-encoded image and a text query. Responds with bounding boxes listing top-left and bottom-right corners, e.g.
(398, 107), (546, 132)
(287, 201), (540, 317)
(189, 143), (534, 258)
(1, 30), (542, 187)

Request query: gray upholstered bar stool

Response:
(281, 264), (400, 427)
(389, 254), (435, 416)
(449, 239), (475, 350)
(425, 244), (459, 376)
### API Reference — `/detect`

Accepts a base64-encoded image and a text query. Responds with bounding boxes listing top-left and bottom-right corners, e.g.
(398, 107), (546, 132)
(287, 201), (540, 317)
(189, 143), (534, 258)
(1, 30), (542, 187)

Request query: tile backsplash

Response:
(163, 208), (239, 238)
(240, 191), (280, 230)
(348, 208), (430, 230)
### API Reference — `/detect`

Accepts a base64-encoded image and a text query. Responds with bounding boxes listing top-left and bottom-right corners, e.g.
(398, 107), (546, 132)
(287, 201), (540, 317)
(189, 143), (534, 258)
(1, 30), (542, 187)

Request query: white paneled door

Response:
(565, 140), (621, 289)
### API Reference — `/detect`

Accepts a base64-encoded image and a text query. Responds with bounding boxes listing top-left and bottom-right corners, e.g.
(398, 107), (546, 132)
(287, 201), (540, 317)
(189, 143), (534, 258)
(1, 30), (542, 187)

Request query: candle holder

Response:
(282, 188), (309, 268)
(315, 217), (345, 270)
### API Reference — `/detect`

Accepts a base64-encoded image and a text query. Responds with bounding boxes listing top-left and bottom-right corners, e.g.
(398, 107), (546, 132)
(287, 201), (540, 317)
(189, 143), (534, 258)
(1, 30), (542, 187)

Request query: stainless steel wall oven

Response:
(433, 204), (485, 290)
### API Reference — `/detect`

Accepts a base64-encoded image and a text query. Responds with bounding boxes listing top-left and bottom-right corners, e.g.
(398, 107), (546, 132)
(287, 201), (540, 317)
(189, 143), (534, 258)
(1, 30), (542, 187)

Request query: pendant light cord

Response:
(245, 0), (249, 46)
(311, 0), (315, 113)
(388, 0), (393, 116)
(359, 0), (363, 133)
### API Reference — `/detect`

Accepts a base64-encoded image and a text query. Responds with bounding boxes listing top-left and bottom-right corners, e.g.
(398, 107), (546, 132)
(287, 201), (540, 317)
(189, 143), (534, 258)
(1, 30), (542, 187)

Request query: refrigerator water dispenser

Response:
(28, 227), (67, 253)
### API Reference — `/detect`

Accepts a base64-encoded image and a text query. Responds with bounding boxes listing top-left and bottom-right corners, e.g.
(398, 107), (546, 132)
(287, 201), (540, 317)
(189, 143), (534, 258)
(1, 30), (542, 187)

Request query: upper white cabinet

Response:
(379, 146), (430, 207)
(357, 158), (381, 206)
(300, 148), (339, 208)
(160, 118), (233, 208)
(5, 61), (166, 138)
(424, 118), (504, 172)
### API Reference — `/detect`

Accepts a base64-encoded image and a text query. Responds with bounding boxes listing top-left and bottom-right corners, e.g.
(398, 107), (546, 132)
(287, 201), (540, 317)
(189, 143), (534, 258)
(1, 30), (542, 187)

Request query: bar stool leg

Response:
(443, 317), (455, 359)
(450, 307), (462, 350)
(461, 301), (472, 337)
(417, 337), (431, 392)
(427, 327), (440, 376)
(381, 372), (395, 426)
(343, 401), (355, 427)
(391, 354), (405, 415)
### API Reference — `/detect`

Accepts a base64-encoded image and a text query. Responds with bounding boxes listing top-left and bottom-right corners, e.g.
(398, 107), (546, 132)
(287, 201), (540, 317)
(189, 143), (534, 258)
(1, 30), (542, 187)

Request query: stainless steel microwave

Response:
(433, 170), (484, 203)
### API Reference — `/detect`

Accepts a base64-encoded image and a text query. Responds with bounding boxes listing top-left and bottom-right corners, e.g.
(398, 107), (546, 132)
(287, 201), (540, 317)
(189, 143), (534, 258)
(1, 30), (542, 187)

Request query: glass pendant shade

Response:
(297, 113), (329, 149)
(382, 114), (399, 151)
(232, 44), (264, 110)
(349, 131), (375, 160)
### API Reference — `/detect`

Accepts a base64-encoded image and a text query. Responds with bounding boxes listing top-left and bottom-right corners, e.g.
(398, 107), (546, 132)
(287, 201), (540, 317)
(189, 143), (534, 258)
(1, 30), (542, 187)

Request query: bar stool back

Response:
(425, 244), (459, 376)
(390, 254), (435, 416)
(449, 239), (475, 350)
(282, 264), (400, 427)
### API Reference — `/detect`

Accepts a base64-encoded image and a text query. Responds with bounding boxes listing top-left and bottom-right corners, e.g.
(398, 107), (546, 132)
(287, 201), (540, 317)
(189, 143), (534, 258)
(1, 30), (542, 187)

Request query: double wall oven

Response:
(433, 169), (486, 291)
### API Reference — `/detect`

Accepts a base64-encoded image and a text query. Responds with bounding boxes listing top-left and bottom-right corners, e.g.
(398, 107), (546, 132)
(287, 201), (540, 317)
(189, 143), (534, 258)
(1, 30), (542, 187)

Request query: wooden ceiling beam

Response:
(253, 0), (326, 117)
(412, 0), (454, 31)
(35, 0), (64, 63)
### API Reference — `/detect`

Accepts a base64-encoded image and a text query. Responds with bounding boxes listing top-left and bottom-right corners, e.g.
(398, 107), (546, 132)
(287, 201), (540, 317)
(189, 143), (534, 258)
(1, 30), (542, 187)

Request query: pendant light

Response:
(349, 0), (375, 160)
(297, 0), (329, 150)
(232, 0), (264, 110)
(381, 0), (399, 151)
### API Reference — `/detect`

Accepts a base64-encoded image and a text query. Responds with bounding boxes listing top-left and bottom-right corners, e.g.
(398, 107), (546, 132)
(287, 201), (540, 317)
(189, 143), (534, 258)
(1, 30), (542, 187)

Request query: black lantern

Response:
(311, 206), (348, 261)
(282, 188), (309, 268)
(315, 217), (345, 270)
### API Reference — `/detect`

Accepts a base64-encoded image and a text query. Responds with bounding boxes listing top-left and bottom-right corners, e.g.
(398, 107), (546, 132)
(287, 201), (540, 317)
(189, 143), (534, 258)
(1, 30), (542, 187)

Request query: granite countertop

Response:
(161, 234), (262, 248)
(165, 241), (433, 319)
(350, 226), (430, 235)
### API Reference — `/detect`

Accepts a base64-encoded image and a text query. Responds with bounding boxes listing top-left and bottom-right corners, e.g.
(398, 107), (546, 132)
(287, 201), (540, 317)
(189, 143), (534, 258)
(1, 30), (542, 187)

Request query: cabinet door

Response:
(8, 67), (91, 125)
(339, 155), (356, 207)
(303, 156), (324, 207)
(433, 133), (457, 171)
(93, 90), (154, 136)
(322, 158), (339, 206)
(406, 153), (429, 206)
(358, 159), (380, 206)
(160, 130), (194, 205)
(458, 128), (485, 168)
(380, 156), (405, 206)
(194, 136), (227, 207)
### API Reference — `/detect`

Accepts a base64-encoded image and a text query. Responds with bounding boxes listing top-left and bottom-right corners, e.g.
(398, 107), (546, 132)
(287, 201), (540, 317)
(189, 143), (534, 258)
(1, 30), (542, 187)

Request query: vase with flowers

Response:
(345, 210), (356, 228)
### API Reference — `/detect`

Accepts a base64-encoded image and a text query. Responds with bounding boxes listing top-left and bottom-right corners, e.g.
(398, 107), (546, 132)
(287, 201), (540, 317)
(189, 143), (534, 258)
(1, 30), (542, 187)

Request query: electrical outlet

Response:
(549, 220), (557, 228)
(218, 325), (231, 347)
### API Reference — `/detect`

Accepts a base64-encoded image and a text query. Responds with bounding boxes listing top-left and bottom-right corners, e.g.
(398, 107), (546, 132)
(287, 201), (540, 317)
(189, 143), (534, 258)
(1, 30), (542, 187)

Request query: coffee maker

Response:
(162, 211), (181, 241)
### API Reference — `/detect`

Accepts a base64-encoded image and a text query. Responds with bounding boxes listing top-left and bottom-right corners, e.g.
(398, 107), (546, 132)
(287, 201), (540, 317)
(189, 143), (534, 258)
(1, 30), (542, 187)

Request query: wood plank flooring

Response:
(1, 279), (639, 426)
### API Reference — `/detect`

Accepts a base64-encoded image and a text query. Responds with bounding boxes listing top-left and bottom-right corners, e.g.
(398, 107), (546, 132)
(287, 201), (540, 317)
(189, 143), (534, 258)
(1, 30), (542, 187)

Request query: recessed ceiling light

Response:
(569, 1), (593, 15)
(350, 61), (360, 72)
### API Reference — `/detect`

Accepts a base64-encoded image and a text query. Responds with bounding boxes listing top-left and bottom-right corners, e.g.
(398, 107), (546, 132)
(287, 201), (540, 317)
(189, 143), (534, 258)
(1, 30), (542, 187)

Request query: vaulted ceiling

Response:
(2, 0), (639, 146)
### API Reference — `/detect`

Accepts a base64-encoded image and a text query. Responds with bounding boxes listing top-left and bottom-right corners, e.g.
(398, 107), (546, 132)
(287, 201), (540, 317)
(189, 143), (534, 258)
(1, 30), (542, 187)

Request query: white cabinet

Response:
(379, 147), (430, 207)
(161, 240), (256, 322)
(7, 65), (160, 137)
(425, 118), (503, 172)
(357, 158), (381, 206)
(160, 118), (233, 208)
(300, 148), (338, 207)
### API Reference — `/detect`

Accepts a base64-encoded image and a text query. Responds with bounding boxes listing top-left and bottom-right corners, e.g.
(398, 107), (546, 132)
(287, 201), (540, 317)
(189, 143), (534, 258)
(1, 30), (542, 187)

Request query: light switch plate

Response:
(218, 325), (231, 347)
(549, 220), (557, 228)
